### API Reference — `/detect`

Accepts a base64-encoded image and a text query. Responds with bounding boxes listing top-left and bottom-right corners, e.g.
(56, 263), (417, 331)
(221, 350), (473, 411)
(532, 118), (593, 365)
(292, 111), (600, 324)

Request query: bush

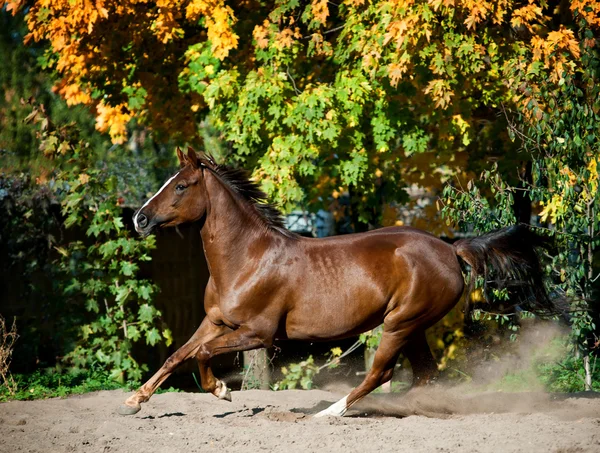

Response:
(0, 367), (126, 402)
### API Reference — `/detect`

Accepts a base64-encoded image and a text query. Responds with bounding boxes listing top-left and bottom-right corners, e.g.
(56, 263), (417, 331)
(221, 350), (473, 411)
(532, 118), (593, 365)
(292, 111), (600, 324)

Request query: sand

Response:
(1, 387), (599, 453)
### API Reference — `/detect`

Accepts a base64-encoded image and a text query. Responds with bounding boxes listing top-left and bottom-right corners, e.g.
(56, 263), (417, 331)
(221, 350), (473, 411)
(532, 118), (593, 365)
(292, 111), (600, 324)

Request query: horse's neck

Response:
(200, 171), (272, 285)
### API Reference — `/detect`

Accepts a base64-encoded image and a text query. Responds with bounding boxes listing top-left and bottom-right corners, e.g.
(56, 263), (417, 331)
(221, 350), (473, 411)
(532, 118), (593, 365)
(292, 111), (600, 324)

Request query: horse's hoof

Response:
(117, 403), (141, 416)
(216, 381), (232, 402)
(222, 389), (232, 402)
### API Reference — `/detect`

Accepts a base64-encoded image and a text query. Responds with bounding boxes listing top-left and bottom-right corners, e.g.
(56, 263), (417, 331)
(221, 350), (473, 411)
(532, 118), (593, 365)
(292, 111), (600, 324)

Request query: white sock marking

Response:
(133, 171), (180, 231)
(314, 395), (349, 418)
(217, 381), (229, 399)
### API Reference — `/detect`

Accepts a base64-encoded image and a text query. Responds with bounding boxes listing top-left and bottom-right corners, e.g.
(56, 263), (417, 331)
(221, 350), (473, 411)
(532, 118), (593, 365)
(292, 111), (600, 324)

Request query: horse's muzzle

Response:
(137, 213), (149, 229)
(133, 209), (155, 236)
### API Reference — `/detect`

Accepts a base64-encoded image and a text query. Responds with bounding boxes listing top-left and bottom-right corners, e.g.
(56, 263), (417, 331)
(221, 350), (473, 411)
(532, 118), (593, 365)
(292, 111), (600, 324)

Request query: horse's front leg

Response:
(118, 317), (230, 415)
(195, 326), (270, 402)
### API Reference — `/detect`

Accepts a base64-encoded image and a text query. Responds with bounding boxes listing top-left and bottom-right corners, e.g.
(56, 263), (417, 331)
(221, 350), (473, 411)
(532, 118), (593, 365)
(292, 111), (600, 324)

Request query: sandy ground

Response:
(1, 388), (599, 453)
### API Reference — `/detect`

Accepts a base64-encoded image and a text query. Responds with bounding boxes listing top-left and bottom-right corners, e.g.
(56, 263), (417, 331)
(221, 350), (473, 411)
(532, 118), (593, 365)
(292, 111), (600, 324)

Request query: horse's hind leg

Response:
(315, 328), (408, 417)
(402, 331), (439, 386)
(118, 317), (230, 415)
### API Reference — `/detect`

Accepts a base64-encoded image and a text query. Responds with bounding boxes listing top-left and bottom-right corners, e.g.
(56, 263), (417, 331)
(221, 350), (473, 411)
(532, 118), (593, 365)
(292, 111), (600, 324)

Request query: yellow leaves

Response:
(311, 0), (329, 24)
(539, 194), (564, 224)
(511, 3), (544, 32)
(530, 26), (580, 83)
(330, 347), (343, 357)
(387, 62), (408, 87)
(424, 78), (453, 109)
(470, 288), (483, 302)
(78, 173), (90, 185)
(253, 20), (270, 49)
(538, 159), (598, 225)
(546, 28), (581, 59)
(151, 0), (184, 44)
(451, 114), (471, 146)
(428, 0), (455, 11)
(95, 101), (132, 145)
(186, 0), (239, 59)
(458, 0), (512, 29)
(587, 157), (598, 199)
(462, 2), (489, 30)
(384, 14), (421, 50)
(560, 165), (578, 187)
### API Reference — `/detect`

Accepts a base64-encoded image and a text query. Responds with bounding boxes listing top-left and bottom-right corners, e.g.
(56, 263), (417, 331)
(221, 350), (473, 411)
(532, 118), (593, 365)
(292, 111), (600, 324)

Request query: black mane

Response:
(198, 154), (297, 239)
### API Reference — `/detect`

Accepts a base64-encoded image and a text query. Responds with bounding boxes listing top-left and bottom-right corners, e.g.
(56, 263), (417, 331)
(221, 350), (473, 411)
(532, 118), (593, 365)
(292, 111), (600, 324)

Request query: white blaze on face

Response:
(133, 171), (180, 232)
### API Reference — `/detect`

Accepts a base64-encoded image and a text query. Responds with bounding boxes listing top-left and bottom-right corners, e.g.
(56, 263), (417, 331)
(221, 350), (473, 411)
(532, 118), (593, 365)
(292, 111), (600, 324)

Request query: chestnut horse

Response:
(119, 148), (556, 417)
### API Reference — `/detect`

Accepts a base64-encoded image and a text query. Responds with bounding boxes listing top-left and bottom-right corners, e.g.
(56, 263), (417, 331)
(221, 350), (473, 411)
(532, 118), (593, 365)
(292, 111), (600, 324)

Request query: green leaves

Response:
(138, 304), (156, 323)
(23, 102), (168, 385)
(273, 355), (319, 390)
(145, 328), (161, 346)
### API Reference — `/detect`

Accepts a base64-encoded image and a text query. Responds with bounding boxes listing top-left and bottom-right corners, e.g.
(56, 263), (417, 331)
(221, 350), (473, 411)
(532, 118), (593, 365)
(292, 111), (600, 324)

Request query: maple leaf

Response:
(253, 21), (270, 49)
(311, 0), (329, 24)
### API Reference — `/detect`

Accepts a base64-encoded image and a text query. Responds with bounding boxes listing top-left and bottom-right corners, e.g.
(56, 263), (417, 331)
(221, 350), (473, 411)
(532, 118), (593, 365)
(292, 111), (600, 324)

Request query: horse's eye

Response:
(175, 184), (186, 193)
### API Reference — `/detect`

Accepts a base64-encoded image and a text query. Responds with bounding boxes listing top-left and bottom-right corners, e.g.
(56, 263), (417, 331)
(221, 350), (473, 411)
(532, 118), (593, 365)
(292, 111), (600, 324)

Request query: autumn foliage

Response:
(1, 1), (598, 216)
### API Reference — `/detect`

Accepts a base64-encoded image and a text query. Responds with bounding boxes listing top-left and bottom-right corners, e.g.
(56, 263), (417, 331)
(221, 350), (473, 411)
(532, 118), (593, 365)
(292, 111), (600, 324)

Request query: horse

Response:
(118, 147), (557, 417)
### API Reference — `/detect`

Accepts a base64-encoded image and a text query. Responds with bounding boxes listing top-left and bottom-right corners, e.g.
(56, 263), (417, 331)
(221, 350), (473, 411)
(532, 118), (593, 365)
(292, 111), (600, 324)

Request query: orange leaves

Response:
(457, 0), (511, 29)
(461, 1), (491, 29)
(253, 20), (270, 49)
(511, 3), (545, 32)
(55, 81), (92, 106)
(0, 0), (25, 15)
(186, 0), (239, 59)
(275, 28), (301, 51)
(571, 0), (600, 28)
(254, 19), (301, 53)
(531, 27), (580, 82)
(311, 0), (330, 24)
(387, 62), (407, 87)
(152, 0), (184, 44)
(546, 28), (581, 59)
(14, 0), (244, 144)
(428, 0), (455, 11)
(384, 19), (411, 49)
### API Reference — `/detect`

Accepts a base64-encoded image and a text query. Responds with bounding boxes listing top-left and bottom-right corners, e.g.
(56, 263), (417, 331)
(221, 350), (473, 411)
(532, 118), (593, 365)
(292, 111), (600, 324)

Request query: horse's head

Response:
(133, 147), (208, 236)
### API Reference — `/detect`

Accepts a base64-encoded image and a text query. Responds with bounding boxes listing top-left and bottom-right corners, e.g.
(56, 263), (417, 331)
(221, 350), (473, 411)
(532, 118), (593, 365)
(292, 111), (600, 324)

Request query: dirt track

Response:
(1, 388), (599, 453)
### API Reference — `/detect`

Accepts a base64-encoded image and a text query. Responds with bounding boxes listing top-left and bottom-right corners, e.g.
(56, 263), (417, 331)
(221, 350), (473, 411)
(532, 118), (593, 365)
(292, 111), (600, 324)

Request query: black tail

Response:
(454, 224), (564, 320)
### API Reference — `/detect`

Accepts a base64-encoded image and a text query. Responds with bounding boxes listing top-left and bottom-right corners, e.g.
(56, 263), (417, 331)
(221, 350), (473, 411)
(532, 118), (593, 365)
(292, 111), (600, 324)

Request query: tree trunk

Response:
(583, 353), (592, 391)
(242, 350), (271, 390)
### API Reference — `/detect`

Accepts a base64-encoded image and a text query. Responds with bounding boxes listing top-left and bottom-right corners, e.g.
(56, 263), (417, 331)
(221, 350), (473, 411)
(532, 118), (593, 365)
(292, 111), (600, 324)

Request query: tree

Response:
(0, 8), (177, 381)
(441, 3), (600, 389)
(3, 1), (588, 227)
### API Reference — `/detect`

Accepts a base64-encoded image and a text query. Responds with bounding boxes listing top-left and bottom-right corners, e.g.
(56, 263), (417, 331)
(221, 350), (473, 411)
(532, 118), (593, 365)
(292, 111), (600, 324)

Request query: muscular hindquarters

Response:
(283, 228), (465, 341)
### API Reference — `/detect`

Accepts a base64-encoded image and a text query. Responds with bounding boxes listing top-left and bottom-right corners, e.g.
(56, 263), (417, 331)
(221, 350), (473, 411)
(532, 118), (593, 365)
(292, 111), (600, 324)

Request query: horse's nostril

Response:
(137, 213), (148, 228)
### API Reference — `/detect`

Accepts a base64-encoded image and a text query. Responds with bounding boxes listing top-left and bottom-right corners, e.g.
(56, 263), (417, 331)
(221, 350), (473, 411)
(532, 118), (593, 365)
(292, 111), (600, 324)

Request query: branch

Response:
(303, 24), (345, 40)
(286, 66), (301, 95)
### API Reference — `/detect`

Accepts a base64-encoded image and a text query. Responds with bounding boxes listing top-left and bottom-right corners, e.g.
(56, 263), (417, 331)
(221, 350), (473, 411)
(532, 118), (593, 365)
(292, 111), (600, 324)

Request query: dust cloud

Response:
(323, 322), (600, 420)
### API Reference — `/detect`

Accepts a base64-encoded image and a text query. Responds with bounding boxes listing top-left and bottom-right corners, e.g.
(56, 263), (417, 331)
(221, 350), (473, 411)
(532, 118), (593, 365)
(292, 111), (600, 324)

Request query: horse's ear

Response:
(187, 147), (199, 169)
(176, 147), (187, 168)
